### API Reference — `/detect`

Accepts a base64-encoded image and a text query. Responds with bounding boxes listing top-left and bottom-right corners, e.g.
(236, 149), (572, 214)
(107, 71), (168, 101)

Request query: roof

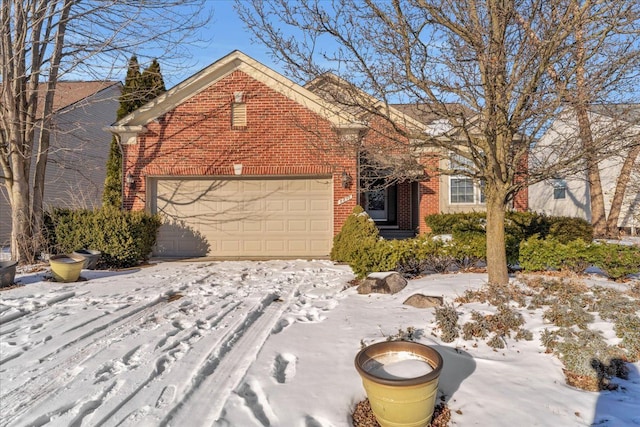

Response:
(391, 103), (472, 126)
(0, 81), (121, 118)
(112, 50), (358, 130)
(588, 104), (640, 125)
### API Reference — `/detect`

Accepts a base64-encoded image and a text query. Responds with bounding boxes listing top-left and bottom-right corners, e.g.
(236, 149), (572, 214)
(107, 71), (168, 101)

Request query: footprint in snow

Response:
(272, 353), (297, 384)
(271, 317), (292, 334)
(155, 385), (176, 408)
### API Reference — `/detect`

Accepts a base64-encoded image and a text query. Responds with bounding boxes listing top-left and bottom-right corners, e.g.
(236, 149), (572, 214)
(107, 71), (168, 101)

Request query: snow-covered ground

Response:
(0, 259), (639, 427)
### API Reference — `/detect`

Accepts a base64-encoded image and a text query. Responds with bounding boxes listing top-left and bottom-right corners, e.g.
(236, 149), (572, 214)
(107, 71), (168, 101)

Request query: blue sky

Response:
(158, 0), (281, 87)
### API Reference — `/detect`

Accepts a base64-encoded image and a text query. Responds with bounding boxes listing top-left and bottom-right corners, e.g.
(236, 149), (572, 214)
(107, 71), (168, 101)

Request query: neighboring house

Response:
(0, 81), (121, 245)
(529, 104), (640, 234)
(109, 51), (527, 258)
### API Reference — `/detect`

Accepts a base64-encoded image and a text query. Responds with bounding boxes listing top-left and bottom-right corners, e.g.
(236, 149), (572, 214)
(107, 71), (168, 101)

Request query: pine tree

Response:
(103, 56), (166, 207)
(141, 59), (166, 101)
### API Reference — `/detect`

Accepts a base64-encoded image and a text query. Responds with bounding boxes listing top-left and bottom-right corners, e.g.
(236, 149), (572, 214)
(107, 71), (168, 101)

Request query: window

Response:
(449, 153), (484, 204)
(552, 179), (566, 199)
(450, 177), (475, 203)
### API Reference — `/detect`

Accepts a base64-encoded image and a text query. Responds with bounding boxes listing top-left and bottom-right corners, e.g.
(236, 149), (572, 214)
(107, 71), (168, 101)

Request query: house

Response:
(109, 51), (527, 258)
(529, 104), (640, 235)
(0, 81), (121, 246)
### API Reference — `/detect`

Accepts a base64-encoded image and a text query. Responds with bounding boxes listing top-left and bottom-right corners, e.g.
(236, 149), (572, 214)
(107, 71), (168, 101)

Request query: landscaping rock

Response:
(357, 272), (407, 295)
(403, 294), (444, 308)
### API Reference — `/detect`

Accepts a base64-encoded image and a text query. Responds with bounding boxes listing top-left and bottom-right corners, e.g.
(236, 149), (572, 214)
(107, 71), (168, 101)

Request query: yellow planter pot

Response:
(355, 341), (443, 427)
(49, 254), (85, 282)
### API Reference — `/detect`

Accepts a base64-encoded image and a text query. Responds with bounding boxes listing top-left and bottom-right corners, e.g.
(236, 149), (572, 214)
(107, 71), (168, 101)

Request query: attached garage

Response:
(151, 177), (334, 258)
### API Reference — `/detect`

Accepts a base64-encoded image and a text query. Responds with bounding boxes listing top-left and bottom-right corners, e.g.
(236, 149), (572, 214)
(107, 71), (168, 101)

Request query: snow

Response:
(1, 259), (639, 427)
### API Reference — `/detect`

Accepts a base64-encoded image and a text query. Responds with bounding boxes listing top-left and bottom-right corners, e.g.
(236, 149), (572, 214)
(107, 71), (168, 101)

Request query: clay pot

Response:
(49, 254), (85, 282)
(355, 341), (443, 427)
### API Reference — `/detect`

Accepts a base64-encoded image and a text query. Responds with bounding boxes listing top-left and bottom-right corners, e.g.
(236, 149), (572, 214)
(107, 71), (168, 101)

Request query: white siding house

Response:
(529, 105), (640, 234)
(0, 82), (121, 245)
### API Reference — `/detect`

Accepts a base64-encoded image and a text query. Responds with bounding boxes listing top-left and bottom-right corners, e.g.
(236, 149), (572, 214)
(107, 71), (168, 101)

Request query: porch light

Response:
(341, 170), (353, 188)
(125, 172), (136, 189)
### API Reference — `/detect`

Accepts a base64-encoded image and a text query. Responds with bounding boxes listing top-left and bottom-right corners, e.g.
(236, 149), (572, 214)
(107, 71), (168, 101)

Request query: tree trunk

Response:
(606, 142), (640, 236)
(485, 188), (509, 285)
(574, 27), (607, 238)
(575, 105), (607, 237)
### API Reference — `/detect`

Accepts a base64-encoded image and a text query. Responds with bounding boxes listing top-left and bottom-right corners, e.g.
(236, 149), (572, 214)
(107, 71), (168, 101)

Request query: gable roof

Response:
(46, 81), (120, 114)
(112, 50), (359, 129)
(304, 73), (426, 132)
(588, 104), (640, 125)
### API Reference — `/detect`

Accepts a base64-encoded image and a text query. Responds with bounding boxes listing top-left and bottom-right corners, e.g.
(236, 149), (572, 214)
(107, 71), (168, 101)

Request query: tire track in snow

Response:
(158, 283), (299, 427)
(0, 295), (174, 425)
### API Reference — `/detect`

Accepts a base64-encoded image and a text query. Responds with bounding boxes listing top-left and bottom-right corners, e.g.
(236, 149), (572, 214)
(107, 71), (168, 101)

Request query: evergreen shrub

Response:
(518, 235), (561, 271)
(547, 216), (593, 243)
(593, 243), (640, 281)
(46, 207), (161, 268)
(330, 206), (379, 264)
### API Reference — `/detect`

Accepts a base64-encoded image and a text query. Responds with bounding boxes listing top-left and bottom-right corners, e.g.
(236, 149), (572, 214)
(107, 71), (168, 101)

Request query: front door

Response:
(365, 188), (388, 221)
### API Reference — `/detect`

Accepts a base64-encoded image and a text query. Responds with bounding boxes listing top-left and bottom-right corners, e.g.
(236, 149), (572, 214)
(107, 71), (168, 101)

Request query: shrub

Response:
(518, 236), (561, 271)
(349, 239), (407, 278)
(547, 216), (593, 243)
(558, 239), (597, 273)
(395, 235), (445, 277)
(446, 234), (486, 271)
(330, 206), (379, 264)
(593, 243), (640, 281)
(46, 207), (161, 268)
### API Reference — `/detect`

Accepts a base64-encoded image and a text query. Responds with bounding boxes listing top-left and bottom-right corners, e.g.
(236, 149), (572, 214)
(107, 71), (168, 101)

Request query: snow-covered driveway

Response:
(0, 260), (353, 427)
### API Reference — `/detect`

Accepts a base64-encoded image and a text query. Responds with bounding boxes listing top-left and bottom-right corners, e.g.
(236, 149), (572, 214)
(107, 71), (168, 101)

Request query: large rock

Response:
(357, 272), (407, 295)
(403, 294), (444, 309)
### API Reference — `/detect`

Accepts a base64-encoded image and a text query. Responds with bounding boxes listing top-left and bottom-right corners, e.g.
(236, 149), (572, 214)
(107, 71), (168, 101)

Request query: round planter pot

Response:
(49, 254), (85, 282)
(72, 249), (101, 270)
(355, 341), (443, 427)
(0, 260), (18, 288)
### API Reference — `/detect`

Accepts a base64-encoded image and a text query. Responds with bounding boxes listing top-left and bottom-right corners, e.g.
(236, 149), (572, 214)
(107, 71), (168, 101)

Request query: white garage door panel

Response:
(154, 178), (333, 257)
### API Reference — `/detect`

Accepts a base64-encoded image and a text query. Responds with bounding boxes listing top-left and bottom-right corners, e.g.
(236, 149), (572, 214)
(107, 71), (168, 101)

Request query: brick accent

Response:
(123, 70), (358, 234)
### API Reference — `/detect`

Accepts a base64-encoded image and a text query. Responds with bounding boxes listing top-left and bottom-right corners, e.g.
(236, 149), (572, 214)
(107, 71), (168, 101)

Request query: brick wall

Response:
(123, 70), (358, 234)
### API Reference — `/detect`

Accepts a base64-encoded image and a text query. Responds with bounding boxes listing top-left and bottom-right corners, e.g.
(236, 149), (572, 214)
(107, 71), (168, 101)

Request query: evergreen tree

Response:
(141, 59), (166, 101)
(103, 56), (165, 207)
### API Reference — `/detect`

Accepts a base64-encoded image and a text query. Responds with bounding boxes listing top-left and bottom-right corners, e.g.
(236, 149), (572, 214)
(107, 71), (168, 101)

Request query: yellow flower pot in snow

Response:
(355, 341), (443, 427)
(49, 254), (84, 282)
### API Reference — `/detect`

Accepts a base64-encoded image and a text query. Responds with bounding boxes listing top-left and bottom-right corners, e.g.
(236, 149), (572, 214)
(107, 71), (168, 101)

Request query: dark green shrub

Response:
(547, 216), (593, 243)
(558, 239), (597, 273)
(518, 235), (561, 271)
(506, 211), (550, 240)
(424, 212), (485, 234)
(447, 234), (486, 270)
(593, 243), (640, 281)
(330, 206), (379, 264)
(395, 235), (445, 277)
(349, 239), (408, 278)
(46, 207), (161, 268)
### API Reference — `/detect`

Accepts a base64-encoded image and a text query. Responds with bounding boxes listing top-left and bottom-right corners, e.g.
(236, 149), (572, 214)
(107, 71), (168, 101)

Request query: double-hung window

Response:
(449, 153), (484, 204)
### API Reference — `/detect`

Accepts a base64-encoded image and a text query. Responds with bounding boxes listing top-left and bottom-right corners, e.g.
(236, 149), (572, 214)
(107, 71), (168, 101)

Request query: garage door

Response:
(152, 177), (333, 258)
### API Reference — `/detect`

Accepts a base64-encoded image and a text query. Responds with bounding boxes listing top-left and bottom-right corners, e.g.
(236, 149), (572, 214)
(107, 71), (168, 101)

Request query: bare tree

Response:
(236, 0), (639, 285)
(1, 0), (210, 263)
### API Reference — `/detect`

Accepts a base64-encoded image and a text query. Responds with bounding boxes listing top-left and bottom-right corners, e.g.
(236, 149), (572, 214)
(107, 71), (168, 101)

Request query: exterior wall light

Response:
(126, 172), (136, 189)
(341, 170), (353, 189)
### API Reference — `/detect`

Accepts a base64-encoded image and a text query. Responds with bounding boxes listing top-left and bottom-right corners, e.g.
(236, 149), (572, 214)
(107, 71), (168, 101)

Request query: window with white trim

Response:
(449, 153), (485, 204)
